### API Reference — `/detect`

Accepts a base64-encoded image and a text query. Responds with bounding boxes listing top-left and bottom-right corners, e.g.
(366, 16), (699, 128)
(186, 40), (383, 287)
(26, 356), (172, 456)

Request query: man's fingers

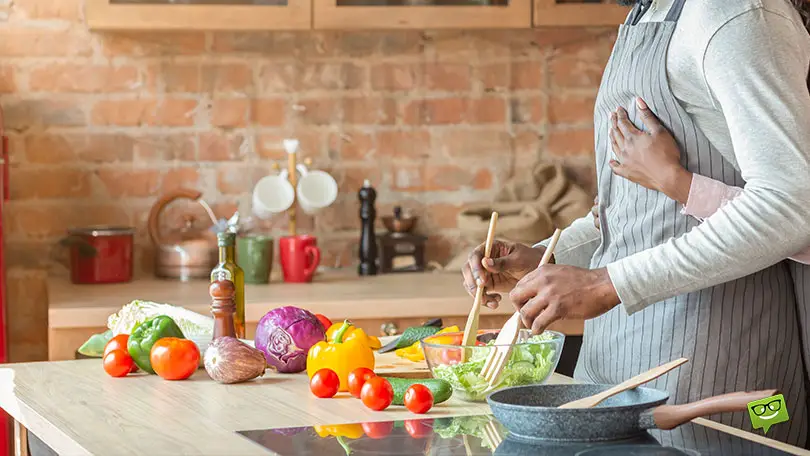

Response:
(461, 264), (477, 297)
(484, 293), (501, 309)
(483, 256), (510, 274)
(468, 246), (486, 287)
(615, 107), (640, 137)
(531, 306), (559, 335)
(636, 97), (662, 134)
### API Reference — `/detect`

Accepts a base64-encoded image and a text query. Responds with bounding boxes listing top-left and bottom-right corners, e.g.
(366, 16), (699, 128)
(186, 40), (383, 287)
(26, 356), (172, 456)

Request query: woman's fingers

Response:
(609, 159), (627, 179)
(609, 127), (624, 158)
(636, 97), (663, 134)
(615, 107), (640, 137)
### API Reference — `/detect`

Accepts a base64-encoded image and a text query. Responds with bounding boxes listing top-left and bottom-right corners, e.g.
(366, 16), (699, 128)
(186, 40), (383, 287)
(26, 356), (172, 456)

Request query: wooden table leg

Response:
(13, 420), (28, 456)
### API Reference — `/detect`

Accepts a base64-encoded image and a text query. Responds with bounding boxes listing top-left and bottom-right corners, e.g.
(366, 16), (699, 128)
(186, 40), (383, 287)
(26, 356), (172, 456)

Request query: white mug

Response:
(297, 169), (338, 214)
(252, 170), (294, 219)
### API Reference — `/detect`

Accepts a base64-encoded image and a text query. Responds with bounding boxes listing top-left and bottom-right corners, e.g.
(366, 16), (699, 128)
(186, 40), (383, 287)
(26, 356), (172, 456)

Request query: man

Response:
(462, 0), (810, 447)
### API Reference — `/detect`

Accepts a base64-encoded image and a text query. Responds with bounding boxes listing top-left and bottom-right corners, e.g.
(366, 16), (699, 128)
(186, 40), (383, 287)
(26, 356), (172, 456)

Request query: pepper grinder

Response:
(210, 272), (236, 340)
(358, 179), (378, 276)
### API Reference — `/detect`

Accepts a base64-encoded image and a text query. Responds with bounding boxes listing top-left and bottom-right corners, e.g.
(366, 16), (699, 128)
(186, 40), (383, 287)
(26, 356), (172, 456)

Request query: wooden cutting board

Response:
(372, 336), (433, 379)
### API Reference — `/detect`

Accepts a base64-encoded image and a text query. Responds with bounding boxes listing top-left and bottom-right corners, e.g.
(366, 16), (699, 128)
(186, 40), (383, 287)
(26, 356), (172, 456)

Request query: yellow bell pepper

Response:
(325, 322), (381, 350)
(314, 424), (364, 439)
(395, 326), (461, 362)
(307, 320), (376, 392)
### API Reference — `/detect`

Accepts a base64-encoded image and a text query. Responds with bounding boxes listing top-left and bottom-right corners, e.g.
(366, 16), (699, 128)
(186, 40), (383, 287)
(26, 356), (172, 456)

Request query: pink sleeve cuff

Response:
(790, 249), (810, 265)
(681, 174), (744, 220)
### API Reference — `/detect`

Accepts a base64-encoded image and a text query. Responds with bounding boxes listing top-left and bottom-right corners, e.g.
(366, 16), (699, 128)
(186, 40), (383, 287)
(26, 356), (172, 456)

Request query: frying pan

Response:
(487, 384), (777, 443)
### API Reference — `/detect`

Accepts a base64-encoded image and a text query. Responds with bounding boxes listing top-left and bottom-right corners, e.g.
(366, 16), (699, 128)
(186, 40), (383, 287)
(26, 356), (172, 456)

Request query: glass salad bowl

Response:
(421, 329), (565, 402)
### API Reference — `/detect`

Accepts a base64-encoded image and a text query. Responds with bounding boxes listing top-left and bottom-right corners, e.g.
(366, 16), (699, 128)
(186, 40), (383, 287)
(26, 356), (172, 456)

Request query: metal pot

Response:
(63, 226), (135, 284)
(148, 189), (218, 281)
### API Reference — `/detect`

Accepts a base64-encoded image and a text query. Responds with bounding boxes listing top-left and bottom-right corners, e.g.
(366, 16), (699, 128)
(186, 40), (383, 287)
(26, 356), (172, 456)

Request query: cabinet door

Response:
(534, 0), (629, 26)
(85, 0), (312, 31)
(313, 0), (532, 30)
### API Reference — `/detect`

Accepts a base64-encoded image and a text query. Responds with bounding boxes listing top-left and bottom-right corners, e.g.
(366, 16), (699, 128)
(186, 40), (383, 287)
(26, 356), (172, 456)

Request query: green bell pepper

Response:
(127, 315), (185, 374)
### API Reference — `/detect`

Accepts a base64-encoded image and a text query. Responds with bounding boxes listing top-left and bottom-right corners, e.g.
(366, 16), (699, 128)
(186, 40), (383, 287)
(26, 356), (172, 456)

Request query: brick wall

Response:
(0, 0), (615, 277)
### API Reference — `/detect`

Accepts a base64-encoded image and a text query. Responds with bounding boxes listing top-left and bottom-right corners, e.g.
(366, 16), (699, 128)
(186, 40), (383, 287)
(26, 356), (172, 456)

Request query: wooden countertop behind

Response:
(47, 270), (584, 335)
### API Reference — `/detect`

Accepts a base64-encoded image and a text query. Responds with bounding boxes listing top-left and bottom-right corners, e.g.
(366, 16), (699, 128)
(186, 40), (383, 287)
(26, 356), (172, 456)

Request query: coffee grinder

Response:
(379, 206), (427, 274)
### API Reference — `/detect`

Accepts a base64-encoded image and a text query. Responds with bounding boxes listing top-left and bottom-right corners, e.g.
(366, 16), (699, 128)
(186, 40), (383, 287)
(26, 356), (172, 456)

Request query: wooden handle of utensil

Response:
(514, 229), (562, 331)
(650, 389), (779, 430)
(462, 212), (499, 347)
(559, 358), (688, 409)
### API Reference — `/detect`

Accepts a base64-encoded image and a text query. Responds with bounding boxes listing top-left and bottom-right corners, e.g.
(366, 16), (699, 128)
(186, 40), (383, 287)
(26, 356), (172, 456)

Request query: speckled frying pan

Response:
(487, 384), (777, 443)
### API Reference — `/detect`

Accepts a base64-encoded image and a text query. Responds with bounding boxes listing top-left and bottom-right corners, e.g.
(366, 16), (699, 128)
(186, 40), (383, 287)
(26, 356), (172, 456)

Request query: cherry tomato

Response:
(404, 419), (434, 439)
(104, 334), (139, 373)
(310, 368), (340, 398)
(361, 421), (394, 439)
(103, 349), (134, 378)
(149, 337), (200, 381)
(360, 376), (394, 411)
(315, 314), (333, 331)
(348, 367), (376, 398)
(404, 384), (434, 414)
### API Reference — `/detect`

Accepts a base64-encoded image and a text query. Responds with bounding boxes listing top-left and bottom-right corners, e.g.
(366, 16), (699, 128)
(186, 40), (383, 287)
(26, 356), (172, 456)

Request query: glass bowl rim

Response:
(420, 329), (565, 349)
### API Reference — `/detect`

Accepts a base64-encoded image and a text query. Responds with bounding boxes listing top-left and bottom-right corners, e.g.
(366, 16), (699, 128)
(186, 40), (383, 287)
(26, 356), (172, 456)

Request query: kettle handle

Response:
(147, 188), (203, 246)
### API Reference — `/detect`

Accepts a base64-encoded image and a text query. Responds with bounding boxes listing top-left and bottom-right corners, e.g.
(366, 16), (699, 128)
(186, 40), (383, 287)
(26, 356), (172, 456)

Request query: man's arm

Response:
(607, 9), (810, 313)
(534, 212), (601, 269)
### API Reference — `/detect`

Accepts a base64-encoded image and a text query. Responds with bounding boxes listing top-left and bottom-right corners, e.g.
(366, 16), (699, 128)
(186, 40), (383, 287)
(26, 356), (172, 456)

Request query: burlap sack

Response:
(443, 163), (592, 271)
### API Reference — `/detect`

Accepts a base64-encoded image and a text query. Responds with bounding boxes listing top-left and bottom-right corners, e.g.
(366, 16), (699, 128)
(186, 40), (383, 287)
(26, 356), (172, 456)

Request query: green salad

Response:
(432, 333), (558, 402)
(434, 416), (500, 450)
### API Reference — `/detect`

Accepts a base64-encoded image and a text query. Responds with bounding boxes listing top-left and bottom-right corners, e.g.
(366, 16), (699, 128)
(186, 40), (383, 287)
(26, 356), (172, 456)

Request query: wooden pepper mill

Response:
(210, 273), (236, 340)
(358, 179), (378, 276)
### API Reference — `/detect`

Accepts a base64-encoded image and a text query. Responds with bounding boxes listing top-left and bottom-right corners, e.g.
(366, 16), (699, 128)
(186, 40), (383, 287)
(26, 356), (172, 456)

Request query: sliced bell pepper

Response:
(396, 326), (461, 362)
(127, 315), (185, 374)
(307, 321), (375, 392)
(325, 322), (381, 350)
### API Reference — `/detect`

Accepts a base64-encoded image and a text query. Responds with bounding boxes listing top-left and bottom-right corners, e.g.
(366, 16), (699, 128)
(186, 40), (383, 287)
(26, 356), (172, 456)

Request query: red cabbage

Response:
(254, 306), (325, 373)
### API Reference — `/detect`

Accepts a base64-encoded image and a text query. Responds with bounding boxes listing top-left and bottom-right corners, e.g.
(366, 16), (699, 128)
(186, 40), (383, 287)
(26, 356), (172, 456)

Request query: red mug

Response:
(279, 235), (321, 283)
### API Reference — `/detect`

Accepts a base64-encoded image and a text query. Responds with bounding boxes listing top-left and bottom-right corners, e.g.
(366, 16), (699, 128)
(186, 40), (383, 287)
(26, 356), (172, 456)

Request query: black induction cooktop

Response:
(237, 414), (793, 456)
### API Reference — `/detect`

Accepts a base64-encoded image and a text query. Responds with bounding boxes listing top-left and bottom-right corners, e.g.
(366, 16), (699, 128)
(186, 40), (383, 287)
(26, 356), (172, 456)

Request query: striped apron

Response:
(577, 0), (809, 448)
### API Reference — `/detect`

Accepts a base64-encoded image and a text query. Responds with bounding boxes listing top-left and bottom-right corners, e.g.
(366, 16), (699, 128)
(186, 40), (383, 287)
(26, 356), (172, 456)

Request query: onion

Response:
(254, 306), (326, 373)
(204, 337), (267, 384)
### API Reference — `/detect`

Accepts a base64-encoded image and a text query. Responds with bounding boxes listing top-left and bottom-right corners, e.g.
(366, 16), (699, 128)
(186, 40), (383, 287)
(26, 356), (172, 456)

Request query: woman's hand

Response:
(591, 196), (600, 231)
(608, 98), (692, 205)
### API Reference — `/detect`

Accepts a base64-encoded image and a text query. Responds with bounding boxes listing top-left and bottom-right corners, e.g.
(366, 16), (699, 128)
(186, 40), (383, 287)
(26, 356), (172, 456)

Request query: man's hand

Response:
(509, 265), (621, 334)
(462, 240), (547, 309)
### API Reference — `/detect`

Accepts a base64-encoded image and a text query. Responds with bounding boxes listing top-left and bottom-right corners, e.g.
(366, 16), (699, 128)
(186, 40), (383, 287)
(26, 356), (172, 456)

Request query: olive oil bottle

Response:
(210, 232), (245, 339)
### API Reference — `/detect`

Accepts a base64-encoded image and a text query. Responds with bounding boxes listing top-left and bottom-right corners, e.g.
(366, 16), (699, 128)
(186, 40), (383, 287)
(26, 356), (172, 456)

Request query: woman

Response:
(603, 96), (810, 412)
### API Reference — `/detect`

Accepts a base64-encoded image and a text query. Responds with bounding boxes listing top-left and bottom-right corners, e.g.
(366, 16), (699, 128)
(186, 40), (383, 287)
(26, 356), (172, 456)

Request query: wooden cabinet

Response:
(313, 0), (532, 30)
(534, 0), (629, 26)
(84, 0), (312, 31)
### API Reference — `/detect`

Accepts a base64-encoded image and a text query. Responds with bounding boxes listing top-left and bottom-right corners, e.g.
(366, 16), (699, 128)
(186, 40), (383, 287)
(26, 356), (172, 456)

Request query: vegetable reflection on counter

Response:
(431, 333), (557, 402)
(307, 321), (376, 392)
(433, 416), (501, 450)
(314, 424), (364, 456)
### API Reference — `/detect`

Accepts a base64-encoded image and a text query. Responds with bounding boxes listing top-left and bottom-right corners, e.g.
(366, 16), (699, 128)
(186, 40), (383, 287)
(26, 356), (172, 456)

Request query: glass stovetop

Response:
(237, 414), (792, 456)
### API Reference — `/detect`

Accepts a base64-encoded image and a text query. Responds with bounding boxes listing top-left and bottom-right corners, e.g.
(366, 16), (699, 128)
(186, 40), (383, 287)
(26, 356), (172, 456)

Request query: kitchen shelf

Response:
(534, 0), (630, 26)
(85, 0), (312, 31)
(313, 0), (532, 30)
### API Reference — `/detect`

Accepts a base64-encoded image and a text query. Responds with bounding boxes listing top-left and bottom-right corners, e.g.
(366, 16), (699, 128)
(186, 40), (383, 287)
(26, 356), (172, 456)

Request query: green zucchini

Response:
(383, 377), (453, 406)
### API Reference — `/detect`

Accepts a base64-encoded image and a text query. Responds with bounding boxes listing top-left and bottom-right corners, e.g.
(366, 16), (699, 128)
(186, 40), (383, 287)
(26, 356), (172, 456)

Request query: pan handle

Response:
(639, 389), (779, 431)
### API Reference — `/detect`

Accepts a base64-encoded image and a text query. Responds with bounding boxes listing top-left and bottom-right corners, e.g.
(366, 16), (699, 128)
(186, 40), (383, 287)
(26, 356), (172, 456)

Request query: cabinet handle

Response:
(381, 322), (398, 337)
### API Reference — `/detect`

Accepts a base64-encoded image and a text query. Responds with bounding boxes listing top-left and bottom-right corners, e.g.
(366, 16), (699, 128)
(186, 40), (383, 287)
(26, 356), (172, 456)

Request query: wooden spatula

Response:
(558, 357), (689, 409)
(461, 212), (499, 361)
(481, 228), (562, 388)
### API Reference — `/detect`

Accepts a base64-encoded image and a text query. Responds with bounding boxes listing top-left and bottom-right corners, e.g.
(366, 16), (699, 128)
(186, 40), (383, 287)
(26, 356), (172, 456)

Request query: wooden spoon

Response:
(460, 212), (499, 361)
(558, 357), (689, 409)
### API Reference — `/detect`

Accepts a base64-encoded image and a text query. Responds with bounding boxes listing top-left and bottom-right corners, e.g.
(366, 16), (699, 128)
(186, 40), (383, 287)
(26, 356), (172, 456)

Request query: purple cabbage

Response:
(254, 306), (326, 373)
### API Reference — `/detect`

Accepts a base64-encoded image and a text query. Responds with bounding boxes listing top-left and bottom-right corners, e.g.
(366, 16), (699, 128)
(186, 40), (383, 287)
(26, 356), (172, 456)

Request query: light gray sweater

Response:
(539, 0), (810, 314)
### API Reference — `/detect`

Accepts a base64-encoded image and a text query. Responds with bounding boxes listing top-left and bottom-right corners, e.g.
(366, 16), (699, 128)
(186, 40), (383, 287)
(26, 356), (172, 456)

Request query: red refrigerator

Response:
(0, 104), (9, 455)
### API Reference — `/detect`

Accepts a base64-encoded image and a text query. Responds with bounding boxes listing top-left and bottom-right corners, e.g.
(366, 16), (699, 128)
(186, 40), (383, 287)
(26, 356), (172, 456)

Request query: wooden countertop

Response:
(47, 271), (584, 335)
(0, 359), (806, 456)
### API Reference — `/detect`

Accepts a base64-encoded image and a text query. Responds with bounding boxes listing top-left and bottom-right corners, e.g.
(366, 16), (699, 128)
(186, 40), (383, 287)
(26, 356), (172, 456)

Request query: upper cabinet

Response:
(313, 0), (532, 30)
(84, 0), (629, 31)
(534, 0), (629, 26)
(84, 0), (312, 31)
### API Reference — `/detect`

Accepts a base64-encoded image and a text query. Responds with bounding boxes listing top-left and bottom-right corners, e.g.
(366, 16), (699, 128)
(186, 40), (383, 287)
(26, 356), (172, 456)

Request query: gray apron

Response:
(578, 0), (808, 447)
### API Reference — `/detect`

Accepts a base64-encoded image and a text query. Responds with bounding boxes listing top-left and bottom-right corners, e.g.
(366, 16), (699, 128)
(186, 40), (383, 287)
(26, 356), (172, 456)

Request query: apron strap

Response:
(664, 0), (687, 22)
(625, 0), (650, 25)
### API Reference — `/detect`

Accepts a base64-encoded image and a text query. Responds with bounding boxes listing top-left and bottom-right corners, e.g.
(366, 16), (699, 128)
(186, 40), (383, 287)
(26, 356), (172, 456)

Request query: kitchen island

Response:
(1, 360), (807, 456)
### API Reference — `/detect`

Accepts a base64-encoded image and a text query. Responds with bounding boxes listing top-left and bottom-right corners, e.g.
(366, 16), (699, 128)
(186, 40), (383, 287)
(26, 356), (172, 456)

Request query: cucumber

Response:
(383, 377), (453, 406)
(394, 326), (441, 349)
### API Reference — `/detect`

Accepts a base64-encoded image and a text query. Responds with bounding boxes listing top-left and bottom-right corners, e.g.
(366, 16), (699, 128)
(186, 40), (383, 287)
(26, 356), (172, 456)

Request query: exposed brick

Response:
(96, 168), (161, 198)
(549, 58), (606, 90)
(468, 98), (507, 124)
(91, 98), (197, 127)
(258, 62), (366, 93)
(133, 134), (196, 162)
(377, 130), (430, 160)
(4, 100), (86, 129)
(199, 132), (248, 161)
(256, 132), (324, 161)
(370, 63), (418, 91)
(211, 98), (249, 128)
(0, 28), (92, 57)
(342, 96), (396, 125)
(546, 128), (595, 157)
(436, 129), (512, 159)
(513, 128), (543, 169)
(251, 99), (286, 127)
(0, 65), (16, 93)
(160, 63), (200, 92)
(403, 97), (505, 125)
(548, 92), (596, 125)
(14, 0), (81, 20)
(511, 96), (546, 125)
(392, 164), (492, 192)
(162, 167), (201, 192)
(10, 168), (92, 200)
(24, 134), (139, 164)
(293, 98), (339, 126)
(335, 165), (384, 195)
(216, 164), (265, 195)
(427, 203), (464, 229)
(28, 64), (141, 93)
(99, 33), (206, 57)
(201, 63), (253, 93)
(329, 131), (375, 161)
(478, 63), (509, 92)
(422, 63), (472, 91)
